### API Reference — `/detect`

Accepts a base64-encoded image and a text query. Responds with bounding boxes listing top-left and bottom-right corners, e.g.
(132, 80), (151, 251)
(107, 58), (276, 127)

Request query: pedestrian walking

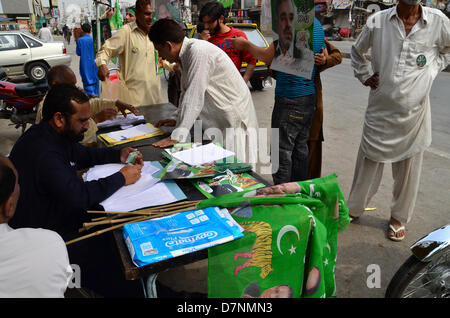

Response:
(347, 0), (450, 241)
(76, 23), (100, 97)
(37, 23), (53, 42)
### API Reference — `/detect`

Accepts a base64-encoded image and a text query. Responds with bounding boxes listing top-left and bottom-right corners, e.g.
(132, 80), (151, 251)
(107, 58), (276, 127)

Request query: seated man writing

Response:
(35, 65), (139, 146)
(0, 155), (73, 298)
(9, 83), (143, 241)
(9, 83), (144, 297)
(149, 19), (259, 165)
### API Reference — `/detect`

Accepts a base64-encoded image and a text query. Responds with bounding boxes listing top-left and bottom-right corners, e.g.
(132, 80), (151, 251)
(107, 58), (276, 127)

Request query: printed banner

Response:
(204, 174), (350, 298)
(270, 0), (315, 79)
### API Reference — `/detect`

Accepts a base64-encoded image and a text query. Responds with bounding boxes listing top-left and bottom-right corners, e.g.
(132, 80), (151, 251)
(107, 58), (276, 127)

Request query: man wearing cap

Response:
(125, 7), (136, 24)
(348, 0), (450, 241)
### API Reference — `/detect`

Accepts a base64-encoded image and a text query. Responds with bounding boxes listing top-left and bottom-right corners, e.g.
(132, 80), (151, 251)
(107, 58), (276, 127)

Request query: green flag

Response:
(204, 174), (350, 298)
(110, 0), (123, 30)
(218, 0), (234, 8)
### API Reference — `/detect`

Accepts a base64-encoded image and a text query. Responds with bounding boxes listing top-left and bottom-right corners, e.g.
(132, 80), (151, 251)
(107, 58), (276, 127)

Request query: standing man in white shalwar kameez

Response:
(348, 0), (450, 241)
(149, 18), (259, 165)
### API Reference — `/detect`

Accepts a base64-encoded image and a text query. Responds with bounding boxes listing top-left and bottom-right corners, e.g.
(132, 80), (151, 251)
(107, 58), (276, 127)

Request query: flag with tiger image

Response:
(199, 174), (350, 298)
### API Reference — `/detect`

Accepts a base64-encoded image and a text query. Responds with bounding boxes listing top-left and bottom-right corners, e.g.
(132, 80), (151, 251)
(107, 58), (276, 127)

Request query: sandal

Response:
(388, 224), (405, 242)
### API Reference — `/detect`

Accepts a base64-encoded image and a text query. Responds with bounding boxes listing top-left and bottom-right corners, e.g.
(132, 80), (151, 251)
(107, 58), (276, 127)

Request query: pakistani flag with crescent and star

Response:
(200, 174), (350, 298)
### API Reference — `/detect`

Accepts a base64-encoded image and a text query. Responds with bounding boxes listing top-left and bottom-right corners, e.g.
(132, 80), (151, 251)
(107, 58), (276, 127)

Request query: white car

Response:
(0, 31), (71, 82)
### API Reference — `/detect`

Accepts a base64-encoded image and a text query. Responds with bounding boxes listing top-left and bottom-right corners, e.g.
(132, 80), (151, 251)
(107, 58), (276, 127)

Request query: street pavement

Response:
(0, 35), (449, 298)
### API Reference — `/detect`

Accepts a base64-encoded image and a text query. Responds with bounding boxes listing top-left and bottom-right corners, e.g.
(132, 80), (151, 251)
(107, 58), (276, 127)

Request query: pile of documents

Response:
(83, 161), (186, 212)
(158, 142), (253, 180)
(122, 206), (244, 267)
(98, 123), (164, 147)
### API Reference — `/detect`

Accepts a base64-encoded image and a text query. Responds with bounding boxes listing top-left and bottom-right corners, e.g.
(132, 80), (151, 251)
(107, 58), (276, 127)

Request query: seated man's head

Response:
(149, 19), (185, 63)
(0, 155), (20, 224)
(42, 84), (91, 143)
(47, 65), (77, 87)
(199, 1), (225, 36)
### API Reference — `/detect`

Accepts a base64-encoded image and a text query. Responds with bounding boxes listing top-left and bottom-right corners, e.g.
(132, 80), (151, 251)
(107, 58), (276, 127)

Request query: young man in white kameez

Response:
(149, 18), (259, 166)
(349, 0), (450, 241)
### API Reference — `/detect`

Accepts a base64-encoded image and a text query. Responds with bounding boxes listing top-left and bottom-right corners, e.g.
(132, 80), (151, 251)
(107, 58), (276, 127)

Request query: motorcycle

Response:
(385, 224), (450, 298)
(322, 24), (342, 41)
(0, 69), (48, 134)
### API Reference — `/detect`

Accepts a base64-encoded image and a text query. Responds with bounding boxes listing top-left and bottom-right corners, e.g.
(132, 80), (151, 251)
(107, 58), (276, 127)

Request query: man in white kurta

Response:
(348, 0), (450, 241)
(149, 19), (259, 165)
(0, 156), (72, 297)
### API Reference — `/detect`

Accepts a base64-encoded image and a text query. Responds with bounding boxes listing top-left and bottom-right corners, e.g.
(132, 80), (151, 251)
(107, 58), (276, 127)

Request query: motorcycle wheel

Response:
(385, 249), (450, 298)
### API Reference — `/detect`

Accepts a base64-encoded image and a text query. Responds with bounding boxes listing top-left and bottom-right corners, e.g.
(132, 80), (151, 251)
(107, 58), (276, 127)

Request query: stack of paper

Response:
(83, 161), (187, 212)
(98, 123), (164, 147)
(96, 113), (146, 129)
(123, 206), (244, 267)
(171, 143), (236, 166)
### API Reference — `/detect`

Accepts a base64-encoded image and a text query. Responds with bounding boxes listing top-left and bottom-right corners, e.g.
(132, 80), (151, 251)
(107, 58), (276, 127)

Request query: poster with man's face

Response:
(270, 0), (315, 79)
(155, 0), (182, 22)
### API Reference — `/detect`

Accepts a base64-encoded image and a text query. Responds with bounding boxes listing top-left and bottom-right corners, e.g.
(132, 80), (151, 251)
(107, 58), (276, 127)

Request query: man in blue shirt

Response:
(228, 1), (326, 184)
(76, 23), (99, 97)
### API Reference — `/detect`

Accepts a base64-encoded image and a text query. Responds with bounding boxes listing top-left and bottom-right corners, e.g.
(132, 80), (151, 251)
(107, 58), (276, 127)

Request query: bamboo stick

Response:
(66, 215), (151, 246)
(69, 200), (203, 244)
(87, 201), (200, 216)
(82, 215), (144, 230)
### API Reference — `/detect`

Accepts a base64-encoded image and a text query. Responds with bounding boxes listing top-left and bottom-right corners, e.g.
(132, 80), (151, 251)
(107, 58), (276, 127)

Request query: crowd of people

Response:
(0, 0), (448, 298)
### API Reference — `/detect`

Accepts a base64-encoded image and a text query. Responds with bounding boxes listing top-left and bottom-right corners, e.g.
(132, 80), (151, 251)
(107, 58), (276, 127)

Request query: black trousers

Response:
(271, 94), (316, 185)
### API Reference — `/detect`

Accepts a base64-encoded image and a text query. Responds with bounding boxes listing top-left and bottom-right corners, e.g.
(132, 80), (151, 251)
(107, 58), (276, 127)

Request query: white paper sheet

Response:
(106, 124), (156, 141)
(83, 161), (186, 212)
(101, 181), (178, 212)
(171, 143), (235, 166)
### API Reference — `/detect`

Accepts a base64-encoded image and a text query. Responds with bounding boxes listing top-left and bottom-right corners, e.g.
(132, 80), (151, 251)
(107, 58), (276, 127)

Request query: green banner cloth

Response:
(218, 0), (234, 8)
(202, 174), (350, 298)
(110, 0), (123, 30)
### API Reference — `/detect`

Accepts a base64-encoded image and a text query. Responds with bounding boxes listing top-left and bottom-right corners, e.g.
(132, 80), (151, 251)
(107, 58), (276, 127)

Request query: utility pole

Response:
(96, 0), (101, 51)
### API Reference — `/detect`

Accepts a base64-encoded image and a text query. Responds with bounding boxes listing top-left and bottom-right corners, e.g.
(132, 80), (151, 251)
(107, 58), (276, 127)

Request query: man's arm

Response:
(350, 24), (373, 85)
(37, 150), (125, 210)
(242, 63), (256, 83)
(170, 46), (211, 143)
(75, 38), (81, 56)
(95, 28), (127, 81)
(318, 40), (342, 73)
(437, 14), (450, 72)
(228, 37), (275, 65)
(89, 98), (139, 119)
